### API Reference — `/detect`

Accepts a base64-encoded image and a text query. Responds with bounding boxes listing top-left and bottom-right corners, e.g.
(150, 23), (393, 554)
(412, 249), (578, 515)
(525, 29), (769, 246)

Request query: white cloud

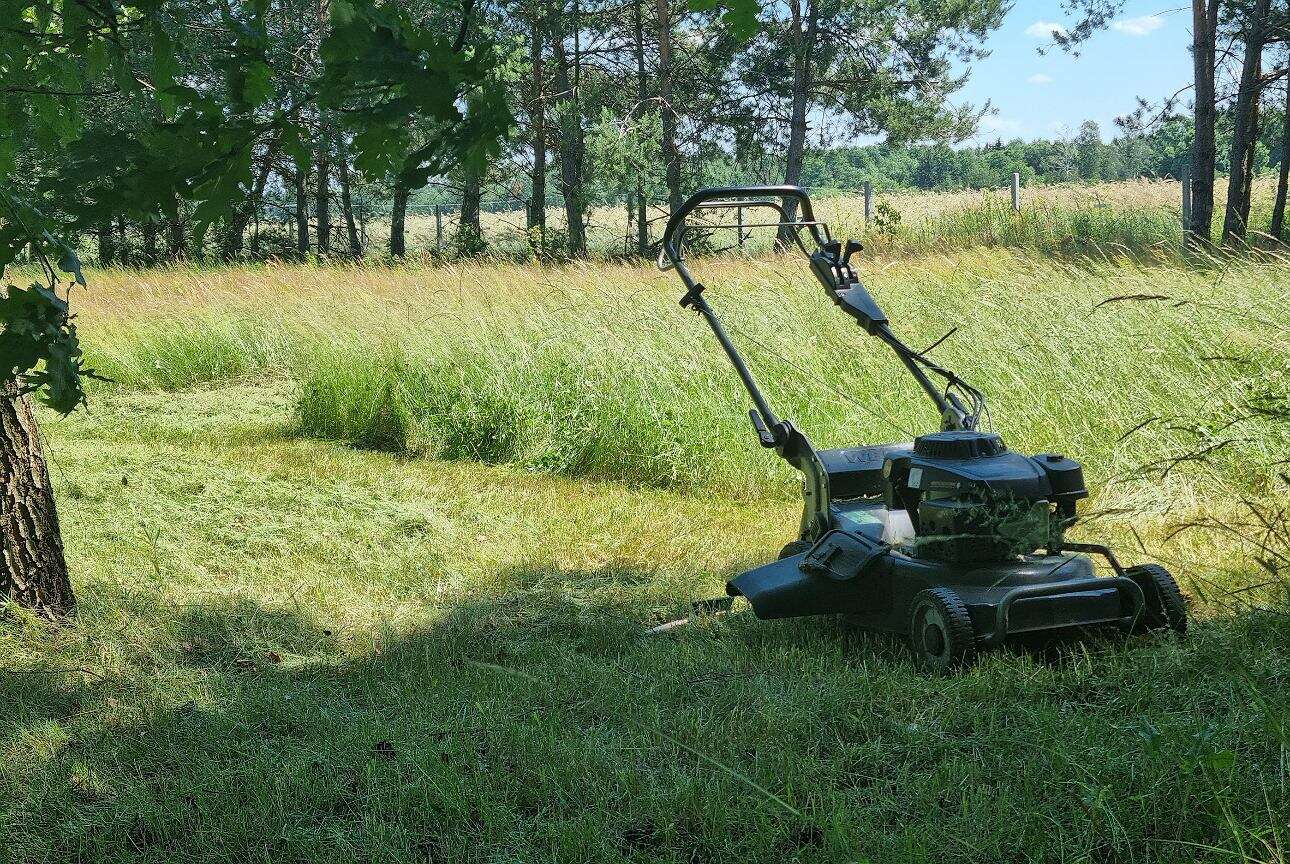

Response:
(1024, 21), (1067, 39)
(1112, 14), (1165, 36)
(1028, 73), (1054, 85)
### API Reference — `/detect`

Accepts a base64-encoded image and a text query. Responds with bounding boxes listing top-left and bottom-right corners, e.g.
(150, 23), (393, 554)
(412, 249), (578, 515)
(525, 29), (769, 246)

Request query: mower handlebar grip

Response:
(658, 186), (818, 270)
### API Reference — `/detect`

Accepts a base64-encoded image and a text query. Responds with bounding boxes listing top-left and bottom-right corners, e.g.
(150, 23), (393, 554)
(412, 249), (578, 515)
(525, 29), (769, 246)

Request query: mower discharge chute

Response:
(658, 186), (1186, 671)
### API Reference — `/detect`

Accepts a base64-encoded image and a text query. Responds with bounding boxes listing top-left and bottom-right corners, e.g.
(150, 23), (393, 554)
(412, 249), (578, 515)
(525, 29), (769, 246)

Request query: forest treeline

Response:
(5, 0), (1290, 270)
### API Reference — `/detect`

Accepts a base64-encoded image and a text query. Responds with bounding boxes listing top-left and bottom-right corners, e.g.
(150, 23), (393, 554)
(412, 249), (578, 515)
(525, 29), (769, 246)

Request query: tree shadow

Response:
(3, 567), (1286, 863)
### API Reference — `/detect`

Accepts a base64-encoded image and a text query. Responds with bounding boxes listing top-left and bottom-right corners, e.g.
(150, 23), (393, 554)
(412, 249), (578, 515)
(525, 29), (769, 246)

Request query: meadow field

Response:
(2, 196), (1288, 861)
(402, 176), (1279, 260)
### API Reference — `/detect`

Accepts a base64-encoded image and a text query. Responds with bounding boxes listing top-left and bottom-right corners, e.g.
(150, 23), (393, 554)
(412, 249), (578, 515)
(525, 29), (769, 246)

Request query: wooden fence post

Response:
(863, 182), (873, 222)
(434, 205), (443, 249)
(1011, 173), (1021, 212)
(737, 204), (744, 250)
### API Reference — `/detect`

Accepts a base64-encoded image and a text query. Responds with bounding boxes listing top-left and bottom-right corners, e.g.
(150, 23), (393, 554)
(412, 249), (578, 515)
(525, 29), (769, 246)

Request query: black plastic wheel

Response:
(1125, 563), (1187, 635)
(778, 539), (813, 560)
(908, 587), (977, 673)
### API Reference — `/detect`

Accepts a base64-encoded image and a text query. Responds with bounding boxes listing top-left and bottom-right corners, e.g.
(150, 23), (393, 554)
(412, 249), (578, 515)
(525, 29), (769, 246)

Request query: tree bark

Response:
(457, 166), (484, 254)
(551, 10), (588, 258)
(0, 382), (74, 620)
(657, 0), (682, 214)
(779, 0), (817, 245)
(1189, 0), (1219, 246)
(316, 134), (332, 255)
(1222, 0), (1270, 245)
(167, 197), (187, 261)
(294, 163), (310, 258)
(141, 219), (158, 266)
(390, 176), (410, 258)
(337, 138), (363, 256)
(634, 0), (650, 256)
(527, 12), (548, 249)
(96, 224), (115, 267)
(1271, 78), (1290, 240)
(116, 218), (130, 268)
(222, 135), (280, 261)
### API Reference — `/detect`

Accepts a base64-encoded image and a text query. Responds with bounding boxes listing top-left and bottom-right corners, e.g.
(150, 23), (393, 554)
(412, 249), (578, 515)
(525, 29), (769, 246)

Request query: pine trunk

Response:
(634, 0), (650, 256)
(167, 199), (187, 261)
(457, 167), (483, 254)
(390, 177), (410, 258)
(1189, 0), (1219, 245)
(337, 140), (362, 256)
(551, 16), (588, 258)
(316, 136), (332, 256)
(96, 224), (115, 267)
(779, 0), (816, 246)
(0, 382), (74, 621)
(528, 13), (548, 248)
(657, 0), (681, 213)
(1222, 0), (1269, 245)
(294, 164), (310, 258)
(1271, 79), (1290, 240)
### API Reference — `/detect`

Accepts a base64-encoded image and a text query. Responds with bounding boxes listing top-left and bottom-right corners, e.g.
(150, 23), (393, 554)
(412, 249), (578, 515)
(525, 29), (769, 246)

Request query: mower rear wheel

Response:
(1125, 563), (1187, 635)
(778, 540), (813, 560)
(908, 587), (977, 673)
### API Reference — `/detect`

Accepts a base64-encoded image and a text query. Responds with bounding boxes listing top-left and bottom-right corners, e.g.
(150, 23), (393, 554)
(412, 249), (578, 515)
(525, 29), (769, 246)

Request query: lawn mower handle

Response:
(658, 186), (828, 274)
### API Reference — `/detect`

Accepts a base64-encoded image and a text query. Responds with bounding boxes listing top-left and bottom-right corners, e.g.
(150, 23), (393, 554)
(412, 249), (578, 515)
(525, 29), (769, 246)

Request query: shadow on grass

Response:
(3, 573), (1288, 864)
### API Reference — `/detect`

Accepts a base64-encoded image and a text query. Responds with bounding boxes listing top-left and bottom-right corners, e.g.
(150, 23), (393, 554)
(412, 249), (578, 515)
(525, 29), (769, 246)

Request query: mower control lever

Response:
(749, 409), (780, 448)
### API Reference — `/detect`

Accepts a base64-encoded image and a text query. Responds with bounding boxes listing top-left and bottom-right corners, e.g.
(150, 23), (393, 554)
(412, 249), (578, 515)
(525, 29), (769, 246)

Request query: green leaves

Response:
(318, 3), (511, 187)
(688, 0), (761, 40)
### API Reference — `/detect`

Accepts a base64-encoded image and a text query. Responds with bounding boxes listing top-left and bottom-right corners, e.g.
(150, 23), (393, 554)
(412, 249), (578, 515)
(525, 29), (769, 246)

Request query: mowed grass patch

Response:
(1, 383), (1286, 863)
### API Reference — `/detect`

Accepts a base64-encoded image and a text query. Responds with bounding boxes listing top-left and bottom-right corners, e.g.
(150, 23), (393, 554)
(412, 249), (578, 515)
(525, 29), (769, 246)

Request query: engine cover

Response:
(882, 431), (1088, 563)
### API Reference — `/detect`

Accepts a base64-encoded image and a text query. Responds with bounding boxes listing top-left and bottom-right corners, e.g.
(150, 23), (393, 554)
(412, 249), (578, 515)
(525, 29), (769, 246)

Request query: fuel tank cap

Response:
(913, 430), (1007, 460)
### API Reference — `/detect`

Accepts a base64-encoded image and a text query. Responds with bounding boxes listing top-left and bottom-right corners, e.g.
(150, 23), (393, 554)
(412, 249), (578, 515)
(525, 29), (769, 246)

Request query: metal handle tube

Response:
(875, 326), (953, 419)
(688, 293), (780, 431)
(659, 186), (824, 269)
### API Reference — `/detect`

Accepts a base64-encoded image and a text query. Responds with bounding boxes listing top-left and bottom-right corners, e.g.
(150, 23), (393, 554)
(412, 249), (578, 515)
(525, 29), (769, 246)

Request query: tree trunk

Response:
(390, 176), (410, 258)
(141, 219), (158, 266)
(222, 136), (280, 261)
(1271, 78), (1290, 240)
(116, 218), (129, 268)
(0, 382), (74, 620)
(1239, 61), (1260, 234)
(634, 0), (650, 256)
(657, 0), (682, 214)
(1189, 0), (1219, 246)
(527, 13), (548, 249)
(337, 139), (362, 256)
(96, 224), (115, 267)
(457, 166), (484, 254)
(316, 135), (332, 256)
(779, 0), (817, 246)
(167, 198), (187, 261)
(294, 163), (310, 258)
(1222, 0), (1270, 245)
(551, 14), (588, 258)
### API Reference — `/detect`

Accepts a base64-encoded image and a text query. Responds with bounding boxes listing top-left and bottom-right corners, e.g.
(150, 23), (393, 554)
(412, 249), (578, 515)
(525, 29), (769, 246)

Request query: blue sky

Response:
(955, 0), (1193, 142)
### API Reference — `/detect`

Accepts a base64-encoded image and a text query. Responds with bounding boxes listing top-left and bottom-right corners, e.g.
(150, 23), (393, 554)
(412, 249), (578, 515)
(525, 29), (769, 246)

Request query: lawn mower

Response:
(658, 186), (1187, 671)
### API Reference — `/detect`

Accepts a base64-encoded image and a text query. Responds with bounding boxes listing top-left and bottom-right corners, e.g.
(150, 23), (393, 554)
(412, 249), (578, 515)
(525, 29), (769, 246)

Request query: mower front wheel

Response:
(908, 587), (977, 673)
(1125, 563), (1187, 636)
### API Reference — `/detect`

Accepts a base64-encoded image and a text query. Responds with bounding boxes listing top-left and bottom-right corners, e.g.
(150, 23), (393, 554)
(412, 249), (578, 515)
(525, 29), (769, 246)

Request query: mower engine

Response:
(881, 431), (1088, 564)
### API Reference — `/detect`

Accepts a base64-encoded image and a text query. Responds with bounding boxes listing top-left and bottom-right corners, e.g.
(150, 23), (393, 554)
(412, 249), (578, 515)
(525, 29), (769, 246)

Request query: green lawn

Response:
(1, 380), (1285, 863)
(2, 248), (1287, 862)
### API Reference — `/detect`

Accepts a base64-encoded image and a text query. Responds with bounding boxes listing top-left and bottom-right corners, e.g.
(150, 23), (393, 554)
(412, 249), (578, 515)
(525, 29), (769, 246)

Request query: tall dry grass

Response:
(78, 249), (1288, 510)
(396, 176), (1277, 260)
